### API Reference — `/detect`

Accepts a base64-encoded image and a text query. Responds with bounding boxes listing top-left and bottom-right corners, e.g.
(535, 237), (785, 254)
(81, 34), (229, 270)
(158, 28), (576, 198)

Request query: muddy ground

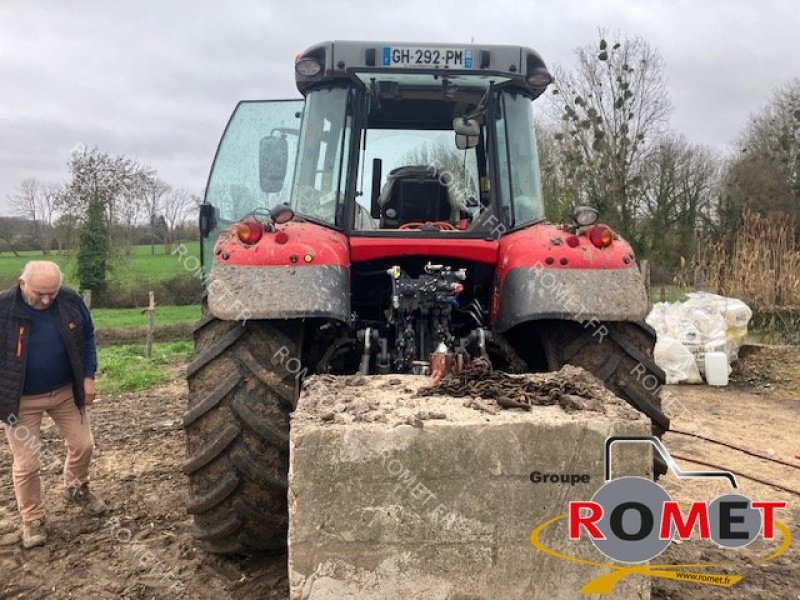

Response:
(1, 345), (799, 599)
(653, 344), (800, 600)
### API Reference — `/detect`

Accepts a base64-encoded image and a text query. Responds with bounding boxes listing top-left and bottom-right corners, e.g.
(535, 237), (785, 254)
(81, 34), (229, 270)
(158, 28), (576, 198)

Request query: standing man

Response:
(1, 261), (107, 549)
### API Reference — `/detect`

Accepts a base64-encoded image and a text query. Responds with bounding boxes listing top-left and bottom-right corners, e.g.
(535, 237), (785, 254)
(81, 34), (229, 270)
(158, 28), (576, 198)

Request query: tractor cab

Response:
(200, 41), (553, 266)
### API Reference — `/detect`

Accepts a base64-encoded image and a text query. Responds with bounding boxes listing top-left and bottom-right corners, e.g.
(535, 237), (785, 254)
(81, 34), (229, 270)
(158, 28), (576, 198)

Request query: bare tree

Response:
(40, 183), (61, 253)
(547, 31), (671, 245)
(0, 218), (21, 257)
(115, 192), (143, 255)
(536, 123), (576, 223)
(61, 147), (155, 291)
(61, 147), (138, 221)
(115, 167), (158, 255)
(722, 79), (800, 219)
(141, 178), (171, 255)
(53, 213), (80, 254)
(639, 135), (718, 269)
(8, 178), (59, 255)
(162, 188), (198, 253)
(60, 146), (156, 252)
(8, 179), (37, 219)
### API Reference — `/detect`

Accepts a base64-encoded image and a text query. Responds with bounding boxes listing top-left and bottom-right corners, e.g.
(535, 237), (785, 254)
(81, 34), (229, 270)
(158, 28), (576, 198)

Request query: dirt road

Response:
(1, 346), (798, 599)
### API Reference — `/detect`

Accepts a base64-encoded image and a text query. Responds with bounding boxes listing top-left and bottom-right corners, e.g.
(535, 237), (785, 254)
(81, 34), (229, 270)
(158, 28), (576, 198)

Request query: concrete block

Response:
(289, 374), (652, 600)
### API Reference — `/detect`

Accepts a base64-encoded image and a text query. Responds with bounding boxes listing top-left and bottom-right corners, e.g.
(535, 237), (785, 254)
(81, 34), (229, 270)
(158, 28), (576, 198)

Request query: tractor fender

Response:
(207, 221), (350, 322)
(492, 224), (648, 332)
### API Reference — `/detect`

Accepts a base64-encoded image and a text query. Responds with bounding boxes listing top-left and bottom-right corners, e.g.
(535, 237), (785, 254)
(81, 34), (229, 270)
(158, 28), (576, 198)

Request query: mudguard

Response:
(492, 224), (649, 332)
(207, 221), (351, 322)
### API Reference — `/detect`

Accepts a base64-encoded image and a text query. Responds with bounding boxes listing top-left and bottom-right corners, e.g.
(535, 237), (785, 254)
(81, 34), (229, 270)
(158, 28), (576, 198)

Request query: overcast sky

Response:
(1, 0), (798, 214)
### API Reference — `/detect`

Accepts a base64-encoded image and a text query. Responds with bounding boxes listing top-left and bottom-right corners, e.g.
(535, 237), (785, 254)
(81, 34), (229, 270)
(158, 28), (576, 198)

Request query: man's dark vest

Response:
(0, 286), (88, 424)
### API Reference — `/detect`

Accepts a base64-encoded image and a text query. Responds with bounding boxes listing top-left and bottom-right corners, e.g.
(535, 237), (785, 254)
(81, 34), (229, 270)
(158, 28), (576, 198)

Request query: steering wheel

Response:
(399, 221), (458, 231)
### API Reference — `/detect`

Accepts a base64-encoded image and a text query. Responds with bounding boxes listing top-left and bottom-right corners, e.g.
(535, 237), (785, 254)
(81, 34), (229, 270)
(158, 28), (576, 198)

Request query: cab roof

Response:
(294, 40), (552, 98)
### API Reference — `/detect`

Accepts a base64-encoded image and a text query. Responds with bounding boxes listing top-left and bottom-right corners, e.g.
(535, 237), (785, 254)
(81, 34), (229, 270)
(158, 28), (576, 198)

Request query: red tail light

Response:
(588, 225), (613, 248)
(237, 219), (265, 244)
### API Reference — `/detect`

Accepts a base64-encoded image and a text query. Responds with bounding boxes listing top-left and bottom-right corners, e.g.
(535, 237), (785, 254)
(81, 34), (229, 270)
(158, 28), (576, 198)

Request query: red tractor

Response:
(183, 41), (669, 555)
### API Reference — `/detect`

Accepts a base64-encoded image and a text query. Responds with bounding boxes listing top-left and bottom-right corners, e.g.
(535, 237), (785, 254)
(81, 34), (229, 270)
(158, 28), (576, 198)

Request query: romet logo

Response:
(529, 436), (792, 595)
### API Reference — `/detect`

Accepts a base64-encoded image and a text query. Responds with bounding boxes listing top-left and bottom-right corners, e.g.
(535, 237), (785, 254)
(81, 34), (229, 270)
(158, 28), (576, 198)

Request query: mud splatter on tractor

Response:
(182, 40), (668, 554)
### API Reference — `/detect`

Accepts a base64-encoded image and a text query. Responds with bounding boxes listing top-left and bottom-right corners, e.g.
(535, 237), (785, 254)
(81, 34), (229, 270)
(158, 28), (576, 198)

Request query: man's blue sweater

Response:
(21, 300), (97, 395)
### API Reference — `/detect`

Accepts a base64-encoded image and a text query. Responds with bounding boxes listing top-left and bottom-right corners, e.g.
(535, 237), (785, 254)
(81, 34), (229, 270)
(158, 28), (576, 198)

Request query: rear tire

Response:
(183, 311), (301, 555)
(540, 321), (669, 475)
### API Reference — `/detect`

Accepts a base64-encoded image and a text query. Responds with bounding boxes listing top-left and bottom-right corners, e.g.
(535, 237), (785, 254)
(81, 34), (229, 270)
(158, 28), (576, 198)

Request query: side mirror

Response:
(455, 134), (479, 150)
(453, 117), (480, 136)
(453, 117), (480, 150)
(259, 135), (289, 194)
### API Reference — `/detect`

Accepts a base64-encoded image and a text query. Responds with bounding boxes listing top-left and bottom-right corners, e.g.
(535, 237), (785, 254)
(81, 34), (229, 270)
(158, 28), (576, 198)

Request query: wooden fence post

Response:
(143, 291), (156, 358)
(82, 289), (92, 310)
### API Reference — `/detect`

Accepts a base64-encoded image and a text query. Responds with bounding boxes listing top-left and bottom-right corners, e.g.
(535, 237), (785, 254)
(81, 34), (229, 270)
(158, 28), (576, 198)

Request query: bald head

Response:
(19, 261), (63, 310)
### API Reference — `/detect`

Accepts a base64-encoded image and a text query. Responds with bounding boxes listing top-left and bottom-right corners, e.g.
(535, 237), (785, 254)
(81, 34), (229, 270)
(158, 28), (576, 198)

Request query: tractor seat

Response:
(378, 166), (454, 229)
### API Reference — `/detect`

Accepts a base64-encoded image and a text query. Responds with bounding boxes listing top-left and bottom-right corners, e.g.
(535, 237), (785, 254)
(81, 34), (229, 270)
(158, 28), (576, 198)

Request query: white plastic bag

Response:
(646, 292), (752, 383)
(654, 335), (703, 384)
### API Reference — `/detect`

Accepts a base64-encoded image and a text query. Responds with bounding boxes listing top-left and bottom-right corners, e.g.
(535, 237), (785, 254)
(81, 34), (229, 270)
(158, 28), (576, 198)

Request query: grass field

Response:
(0, 242), (201, 287)
(0, 244), (201, 394)
(91, 304), (201, 329)
(96, 341), (193, 394)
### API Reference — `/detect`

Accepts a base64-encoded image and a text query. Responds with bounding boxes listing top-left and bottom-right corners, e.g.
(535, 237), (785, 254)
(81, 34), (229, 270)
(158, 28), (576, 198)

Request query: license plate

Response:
(382, 46), (473, 69)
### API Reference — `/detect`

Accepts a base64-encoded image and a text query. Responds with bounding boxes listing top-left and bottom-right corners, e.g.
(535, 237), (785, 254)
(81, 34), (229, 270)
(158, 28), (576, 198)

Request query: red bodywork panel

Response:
(215, 219), (639, 328)
(350, 237), (499, 264)
(214, 221), (350, 267)
(490, 222), (637, 324)
(496, 223), (635, 276)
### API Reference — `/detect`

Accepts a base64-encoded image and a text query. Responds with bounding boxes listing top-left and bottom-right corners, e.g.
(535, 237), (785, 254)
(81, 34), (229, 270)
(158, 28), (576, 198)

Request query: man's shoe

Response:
(65, 483), (108, 516)
(22, 520), (46, 548)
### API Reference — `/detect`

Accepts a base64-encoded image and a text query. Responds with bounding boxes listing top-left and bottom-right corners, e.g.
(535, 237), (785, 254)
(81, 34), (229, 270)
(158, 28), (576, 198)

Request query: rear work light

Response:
(588, 225), (614, 248)
(237, 219), (265, 244)
(295, 58), (322, 77)
(571, 205), (599, 227)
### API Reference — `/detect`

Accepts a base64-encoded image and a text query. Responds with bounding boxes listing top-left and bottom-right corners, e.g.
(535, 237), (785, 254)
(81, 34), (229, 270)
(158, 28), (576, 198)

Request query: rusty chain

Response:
(417, 356), (607, 412)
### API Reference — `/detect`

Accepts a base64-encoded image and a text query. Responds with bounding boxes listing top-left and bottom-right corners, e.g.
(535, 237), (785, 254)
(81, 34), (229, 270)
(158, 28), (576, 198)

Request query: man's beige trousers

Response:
(3, 384), (94, 522)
